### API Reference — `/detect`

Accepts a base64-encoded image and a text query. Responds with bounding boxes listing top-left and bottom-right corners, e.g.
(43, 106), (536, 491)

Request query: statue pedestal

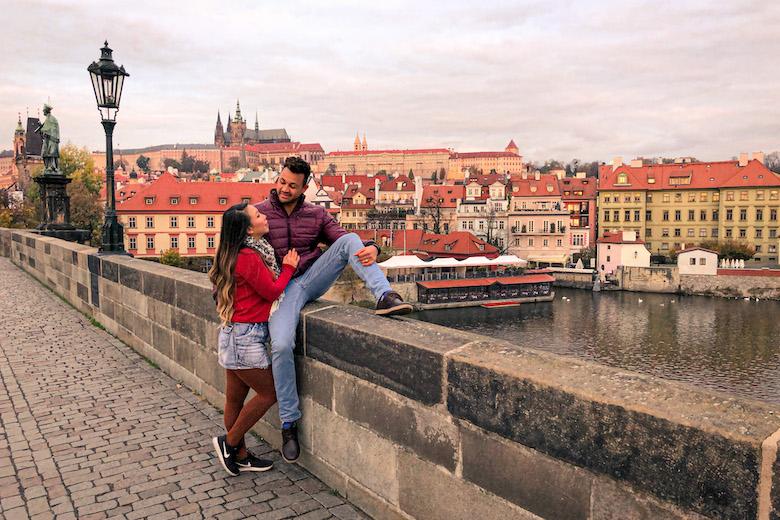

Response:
(34, 173), (91, 244)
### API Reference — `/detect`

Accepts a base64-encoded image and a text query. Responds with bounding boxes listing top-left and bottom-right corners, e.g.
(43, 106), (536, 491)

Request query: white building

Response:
(678, 247), (718, 275)
(596, 230), (650, 277)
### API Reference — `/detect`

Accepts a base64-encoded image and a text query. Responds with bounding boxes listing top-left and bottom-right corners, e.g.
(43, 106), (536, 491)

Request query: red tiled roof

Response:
(299, 143), (324, 152)
(507, 139), (518, 149)
(327, 148), (450, 156)
(421, 185), (465, 208)
(596, 232), (645, 245)
(379, 177), (414, 191)
(558, 177), (597, 199)
(599, 159), (780, 191)
(117, 172), (274, 213)
(509, 174), (562, 197)
(418, 274), (554, 289)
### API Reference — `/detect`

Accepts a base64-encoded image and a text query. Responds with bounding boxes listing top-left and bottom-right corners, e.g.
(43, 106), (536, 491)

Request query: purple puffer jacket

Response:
(255, 190), (377, 278)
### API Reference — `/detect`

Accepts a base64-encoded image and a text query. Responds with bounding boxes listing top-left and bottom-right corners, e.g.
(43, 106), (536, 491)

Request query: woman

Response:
(208, 202), (299, 476)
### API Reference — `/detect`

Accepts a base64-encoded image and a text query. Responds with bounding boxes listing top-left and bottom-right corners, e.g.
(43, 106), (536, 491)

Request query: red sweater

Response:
(229, 248), (294, 323)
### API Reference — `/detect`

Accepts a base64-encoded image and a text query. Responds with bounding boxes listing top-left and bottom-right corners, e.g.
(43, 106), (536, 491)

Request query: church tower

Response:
(505, 139), (519, 155)
(362, 133), (368, 151)
(354, 133), (361, 151)
(231, 100), (246, 145)
(214, 112), (224, 147)
(13, 113), (25, 160)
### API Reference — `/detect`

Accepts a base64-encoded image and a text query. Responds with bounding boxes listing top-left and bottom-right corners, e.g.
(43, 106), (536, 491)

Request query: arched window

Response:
(617, 173), (629, 185)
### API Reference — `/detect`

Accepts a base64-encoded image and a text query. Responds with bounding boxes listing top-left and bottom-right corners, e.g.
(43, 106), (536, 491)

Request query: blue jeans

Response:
(268, 233), (392, 423)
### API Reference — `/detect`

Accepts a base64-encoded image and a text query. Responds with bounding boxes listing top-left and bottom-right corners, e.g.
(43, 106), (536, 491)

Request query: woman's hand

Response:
(282, 248), (300, 268)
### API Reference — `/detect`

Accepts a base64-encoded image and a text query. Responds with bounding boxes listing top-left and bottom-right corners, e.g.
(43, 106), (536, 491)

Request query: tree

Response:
(439, 167), (446, 181)
(180, 150), (195, 173)
(765, 151), (780, 174)
(575, 245), (597, 267)
(228, 157), (242, 171)
(163, 158), (181, 170)
(136, 155), (151, 173)
(61, 145), (104, 246)
(420, 196), (444, 234)
(160, 248), (185, 267)
(113, 159), (128, 171)
(325, 163), (337, 174)
(698, 239), (755, 260)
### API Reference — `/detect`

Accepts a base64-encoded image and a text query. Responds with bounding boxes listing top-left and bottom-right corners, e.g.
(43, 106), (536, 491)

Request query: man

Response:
(256, 157), (412, 462)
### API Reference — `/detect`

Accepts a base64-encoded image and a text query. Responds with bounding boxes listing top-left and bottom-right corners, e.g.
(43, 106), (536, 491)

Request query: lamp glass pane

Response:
(90, 71), (103, 105)
(103, 77), (114, 105)
(114, 74), (124, 107)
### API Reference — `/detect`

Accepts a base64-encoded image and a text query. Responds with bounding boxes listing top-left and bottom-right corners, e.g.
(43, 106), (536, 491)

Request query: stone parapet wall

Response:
(681, 273), (780, 300)
(4, 227), (780, 520)
(550, 269), (595, 290)
(616, 265), (680, 293)
(321, 280), (416, 305)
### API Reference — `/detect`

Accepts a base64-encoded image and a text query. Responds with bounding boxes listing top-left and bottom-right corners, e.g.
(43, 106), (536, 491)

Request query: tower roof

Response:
(15, 113), (24, 134)
(234, 99), (242, 122)
(354, 133), (360, 146)
(255, 111), (259, 132)
(216, 112), (222, 126)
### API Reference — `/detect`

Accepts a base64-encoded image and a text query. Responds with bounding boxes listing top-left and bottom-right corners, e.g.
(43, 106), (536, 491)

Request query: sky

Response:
(1, 0), (778, 163)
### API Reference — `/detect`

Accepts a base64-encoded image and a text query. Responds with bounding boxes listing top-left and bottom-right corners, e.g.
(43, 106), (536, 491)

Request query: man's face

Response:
(276, 168), (307, 205)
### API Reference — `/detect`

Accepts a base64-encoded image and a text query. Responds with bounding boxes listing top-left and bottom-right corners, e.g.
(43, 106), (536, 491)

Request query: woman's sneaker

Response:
(213, 435), (240, 476)
(237, 453), (274, 472)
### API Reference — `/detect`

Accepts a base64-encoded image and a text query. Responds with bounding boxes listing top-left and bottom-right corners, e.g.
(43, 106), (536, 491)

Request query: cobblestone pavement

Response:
(0, 259), (368, 520)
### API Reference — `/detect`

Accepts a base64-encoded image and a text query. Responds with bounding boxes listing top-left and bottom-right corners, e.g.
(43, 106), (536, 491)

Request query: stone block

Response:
(148, 299), (173, 328)
(397, 450), (537, 520)
(76, 282), (88, 303)
(101, 298), (115, 321)
(87, 254), (101, 276)
(171, 308), (208, 347)
(173, 332), (199, 373)
(101, 258), (119, 282)
(591, 476), (708, 520)
(305, 306), (474, 405)
(142, 269), (176, 304)
(460, 423), (591, 520)
(296, 357), (334, 410)
(344, 478), (408, 520)
(334, 372), (458, 471)
(118, 263), (142, 292)
(310, 401), (399, 504)
(119, 285), (148, 317)
(90, 272), (100, 308)
(447, 340), (780, 520)
(195, 348), (225, 394)
(151, 322), (173, 358)
(174, 276), (218, 322)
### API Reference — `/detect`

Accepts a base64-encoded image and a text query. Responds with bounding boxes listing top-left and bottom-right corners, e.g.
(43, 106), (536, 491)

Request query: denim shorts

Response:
(218, 322), (271, 370)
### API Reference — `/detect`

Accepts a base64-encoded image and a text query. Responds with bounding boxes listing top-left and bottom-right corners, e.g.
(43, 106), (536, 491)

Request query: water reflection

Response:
(410, 288), (780, 404)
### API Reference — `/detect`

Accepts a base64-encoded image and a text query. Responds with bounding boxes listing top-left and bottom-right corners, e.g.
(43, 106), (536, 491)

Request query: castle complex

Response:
(213, 100), (291, 147)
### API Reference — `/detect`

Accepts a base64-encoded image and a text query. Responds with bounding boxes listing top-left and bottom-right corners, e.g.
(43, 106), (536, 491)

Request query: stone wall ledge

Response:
(4, 228), (780, 520)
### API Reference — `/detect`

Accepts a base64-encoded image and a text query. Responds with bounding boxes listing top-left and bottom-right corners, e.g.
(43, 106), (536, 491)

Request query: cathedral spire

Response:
(354, 133), (361, 151)
(15, 113), (24, 134)
(255, 111), (259, 132)
(362, 133), (367, 151)
(235, 99), (242, 122)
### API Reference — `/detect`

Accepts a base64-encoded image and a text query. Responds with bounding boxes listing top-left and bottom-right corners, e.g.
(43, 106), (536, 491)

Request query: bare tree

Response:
(420, 196), (444, 234)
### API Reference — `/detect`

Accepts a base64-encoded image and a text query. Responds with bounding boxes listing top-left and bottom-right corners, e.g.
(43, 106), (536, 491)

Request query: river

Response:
(410, 288), (780, 404)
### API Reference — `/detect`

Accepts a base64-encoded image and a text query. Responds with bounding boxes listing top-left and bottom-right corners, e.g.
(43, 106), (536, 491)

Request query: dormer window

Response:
(219, 197), (227, 205)
(145, 197), (154, 205)
(241, 197), (251, 204)
(170, 197), (179, 205)
(189, 197), (198, 204)
(546, 184), (553, 192)
(530, 186), (537, 193)
(616, 173), (629, 185)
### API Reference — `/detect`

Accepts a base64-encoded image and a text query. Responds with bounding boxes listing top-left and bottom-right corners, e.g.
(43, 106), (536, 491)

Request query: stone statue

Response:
(35, 104), (60, 174)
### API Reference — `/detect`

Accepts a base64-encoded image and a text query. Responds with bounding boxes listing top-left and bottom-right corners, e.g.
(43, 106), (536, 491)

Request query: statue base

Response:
(34, 173), (91, 244)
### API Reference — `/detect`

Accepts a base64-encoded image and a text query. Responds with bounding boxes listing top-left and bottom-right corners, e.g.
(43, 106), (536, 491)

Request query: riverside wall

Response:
(4, 228), (780, 520)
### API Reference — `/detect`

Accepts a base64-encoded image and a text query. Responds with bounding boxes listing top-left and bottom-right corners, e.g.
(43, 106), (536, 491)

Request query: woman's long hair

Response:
(208, 203), (250, 324)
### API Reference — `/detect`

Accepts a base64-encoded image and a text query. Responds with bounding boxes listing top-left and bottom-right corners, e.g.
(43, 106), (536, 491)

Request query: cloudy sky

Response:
(1, 0), (778, 163)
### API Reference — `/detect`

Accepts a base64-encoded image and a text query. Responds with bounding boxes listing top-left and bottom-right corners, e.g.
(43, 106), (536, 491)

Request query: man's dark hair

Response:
(283, 157), (311, 184)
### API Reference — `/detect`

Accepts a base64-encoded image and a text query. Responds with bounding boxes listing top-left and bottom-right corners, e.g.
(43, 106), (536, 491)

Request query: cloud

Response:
(1, 0), (778, 162)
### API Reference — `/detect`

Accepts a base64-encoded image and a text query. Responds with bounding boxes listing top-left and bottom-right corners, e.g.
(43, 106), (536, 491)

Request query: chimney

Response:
(752, 151), (765, 165)
(521, 171), (528, 180)
(630, 158), (643, 168)
(738, 152), (748, 167)
(612, 156), (623, 171)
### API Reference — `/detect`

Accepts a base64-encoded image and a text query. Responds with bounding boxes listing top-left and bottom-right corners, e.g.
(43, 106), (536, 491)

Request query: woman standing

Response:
(208, 202), (299, 476)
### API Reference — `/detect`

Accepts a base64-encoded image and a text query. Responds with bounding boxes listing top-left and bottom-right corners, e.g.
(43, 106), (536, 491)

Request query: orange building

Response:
(447, 140), (523, 180)
(324, 148), (451, 177)
(116, 173), (273, 257)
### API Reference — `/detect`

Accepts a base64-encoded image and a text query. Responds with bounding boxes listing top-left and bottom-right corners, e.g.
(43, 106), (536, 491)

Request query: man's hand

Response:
(354, 245), (379, 266)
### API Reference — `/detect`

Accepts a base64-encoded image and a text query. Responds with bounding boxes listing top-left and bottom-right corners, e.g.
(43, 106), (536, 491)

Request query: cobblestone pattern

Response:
(0, 258), (369, 520)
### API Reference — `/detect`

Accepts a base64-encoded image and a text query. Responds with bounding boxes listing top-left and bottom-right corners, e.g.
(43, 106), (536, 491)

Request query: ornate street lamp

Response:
(88, 41), (129, 253)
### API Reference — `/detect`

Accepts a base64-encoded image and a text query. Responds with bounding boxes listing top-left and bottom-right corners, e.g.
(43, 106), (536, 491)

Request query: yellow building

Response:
(324, 147), (450, 177)
(598, 154), (780, 264)
(116, 172), (274, 257)
(447, 140), (523, 180)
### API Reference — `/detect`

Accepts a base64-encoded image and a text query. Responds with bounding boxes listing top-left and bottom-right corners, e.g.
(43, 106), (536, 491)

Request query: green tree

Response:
(228, 156), (242, 171)
(699, 239), (755, 260)
(136, 155), (151, 172)
(160, 248), (185, 267)
(163, 158), (182, 170)
(60, 145), (104, 246)
(408, 169), (414, 179)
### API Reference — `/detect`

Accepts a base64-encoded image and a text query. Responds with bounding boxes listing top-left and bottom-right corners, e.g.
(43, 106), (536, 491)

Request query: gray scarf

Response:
(244, 236), (280, 277)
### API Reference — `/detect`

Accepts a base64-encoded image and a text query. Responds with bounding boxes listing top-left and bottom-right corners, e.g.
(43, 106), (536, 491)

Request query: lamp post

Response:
(88, 41), (129, 253)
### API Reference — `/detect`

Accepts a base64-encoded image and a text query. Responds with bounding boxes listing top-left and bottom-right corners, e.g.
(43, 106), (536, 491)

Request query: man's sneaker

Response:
(281, 423), (300, 463)
(237, 453), (273, 472)
(375, 291), (414, 316)
(212, 435), (240, 476)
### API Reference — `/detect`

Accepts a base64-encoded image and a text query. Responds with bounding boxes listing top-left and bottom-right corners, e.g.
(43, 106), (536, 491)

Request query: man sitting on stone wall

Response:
(256, 156), (412, 462)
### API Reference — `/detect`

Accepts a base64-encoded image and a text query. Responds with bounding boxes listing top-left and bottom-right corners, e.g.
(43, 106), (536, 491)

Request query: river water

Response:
(410, 288), (780, 404)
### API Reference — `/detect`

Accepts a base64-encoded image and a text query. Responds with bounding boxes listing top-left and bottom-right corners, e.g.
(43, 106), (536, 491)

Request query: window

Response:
(674, 193), (682, 202)
(740, 191), (749, 201)
(661, 243), (669, 250)
(606, 255), (611, 262)
(170, 236), (178, 249)
(687, 229), (694, 237)
(543, 239), (549, 247)
(756, 209), (764, 221)
(207, 236), (215, 248)
(624, 210), (631, 222)
(170, 197), (179, 205)
(645, 228), (652, 237)
(663, 194), (670, 203)
(674, 210), (681, 221)
(756, 245), (762, 253)
(128, 236), (137, 249)
(662, 228), (669, 237)
(219, 198), (228, 205)
(634, 210), (640, 222)
(739, 228), (747, 238)
(689, 258), (696, 265)
(604, 211), (610, 222)
(771, 229), (777, 239)
(674, 228), (681, 237)
(688, 193), (696, 202)
(616, 173), (629, 185)
(170, 216), (178, 228)
(699, 193), (708, 202)
(145, 216), (154, 228)
(725, 228), (733, 238)
(207, 216), (215, 228)
(771, 209), (778, 221)
(145, 197), (154, 205)
(740, 209), (747, 221)
(146, 236), (155, 250)
(713, 210), (719, 220)
(187, 216), (195, 228)
(712, 228), (718, 238)
(699, 258), (707, 266)
(726, 209), (733, 221)
(688, 210), (695, 221)
(241, 197), (251, 204)
(770, 245), (777, 253)
(663, 210), (669, 221)
(646, 193), (653, 203)
(726, 191), (734, 201)
(189, 197), (198, 204)
(713, 192), (720, 202)
(699, 228), (707, 237)
(613, 210), (620, 222)
(128, 217), (136, 228)
(645, 210), (652, 222)
(557, 239), (562, 247)
(188, 236), (196, 249)
(528, 238), (534, 246)
(771, 191), (779, 201)
(757, 191), (765, 201)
